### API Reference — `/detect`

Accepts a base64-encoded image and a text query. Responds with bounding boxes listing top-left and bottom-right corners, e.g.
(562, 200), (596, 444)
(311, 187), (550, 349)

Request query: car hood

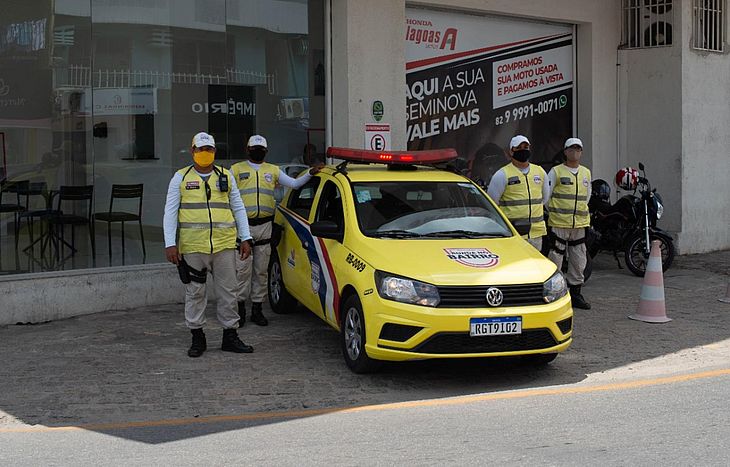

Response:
(353, 237), (557, 286)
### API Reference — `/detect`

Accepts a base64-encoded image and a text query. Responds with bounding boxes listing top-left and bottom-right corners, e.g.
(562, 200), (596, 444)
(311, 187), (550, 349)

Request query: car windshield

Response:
(352, 181), (513, 239)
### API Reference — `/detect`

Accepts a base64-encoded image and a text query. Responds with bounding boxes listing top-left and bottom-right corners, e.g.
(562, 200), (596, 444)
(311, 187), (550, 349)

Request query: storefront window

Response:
(0, 0), (325, 275)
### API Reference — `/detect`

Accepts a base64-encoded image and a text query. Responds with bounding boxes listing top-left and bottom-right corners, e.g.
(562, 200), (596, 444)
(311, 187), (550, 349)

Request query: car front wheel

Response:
(341, 294), (380, 374)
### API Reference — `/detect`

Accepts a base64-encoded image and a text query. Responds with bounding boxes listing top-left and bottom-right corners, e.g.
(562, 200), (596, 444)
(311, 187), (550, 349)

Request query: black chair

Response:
(94, 184), (145, 263)
(17, 181), (51, 250)
(49, 185), (96, 261)
(0, 180), (28, 250)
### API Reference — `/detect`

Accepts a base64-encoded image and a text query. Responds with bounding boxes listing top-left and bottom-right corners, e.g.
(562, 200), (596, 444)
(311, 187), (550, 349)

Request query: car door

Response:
(307, 178), (350, 327)
(278, 177), (321, 306)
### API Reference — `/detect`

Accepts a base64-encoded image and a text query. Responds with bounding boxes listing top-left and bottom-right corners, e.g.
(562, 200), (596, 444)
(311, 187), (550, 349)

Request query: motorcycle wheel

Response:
(625, 232), (675, 277)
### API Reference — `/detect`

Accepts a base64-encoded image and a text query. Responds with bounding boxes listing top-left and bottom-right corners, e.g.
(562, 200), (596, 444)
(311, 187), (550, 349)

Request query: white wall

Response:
(679, 0), (730, 253)
(0, 264), (182, 326)
(617, 45), (683, 235)
(331, 0), (408, 149)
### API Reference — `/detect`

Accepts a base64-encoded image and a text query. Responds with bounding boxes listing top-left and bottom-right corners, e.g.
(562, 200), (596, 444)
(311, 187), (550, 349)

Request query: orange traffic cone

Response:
(719, 281), (730, 304)
(629, 240), (671, 323)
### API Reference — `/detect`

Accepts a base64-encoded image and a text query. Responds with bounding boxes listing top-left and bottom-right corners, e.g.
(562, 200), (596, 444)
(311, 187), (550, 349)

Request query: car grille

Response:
(408, 329), (558, 354)
(436, 284), (545, 308)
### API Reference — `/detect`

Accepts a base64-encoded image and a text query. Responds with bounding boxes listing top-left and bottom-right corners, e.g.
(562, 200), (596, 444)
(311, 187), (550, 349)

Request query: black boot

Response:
(237, 301), (246, 327)
(250, 302), (268, 326)
(221, 328), (254, 353)
(569, 285), (591, 310)
(188, 328), (207, 358)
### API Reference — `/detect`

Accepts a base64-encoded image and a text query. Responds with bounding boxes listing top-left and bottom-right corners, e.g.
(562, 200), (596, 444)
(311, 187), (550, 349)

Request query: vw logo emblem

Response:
(485, 287), (503, 307)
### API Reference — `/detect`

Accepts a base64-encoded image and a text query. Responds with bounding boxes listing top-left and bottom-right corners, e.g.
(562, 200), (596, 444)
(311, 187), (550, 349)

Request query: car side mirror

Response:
(638, 162), (645, 171)
(513, 223), (531, 236)
(311, 220), (343, 242)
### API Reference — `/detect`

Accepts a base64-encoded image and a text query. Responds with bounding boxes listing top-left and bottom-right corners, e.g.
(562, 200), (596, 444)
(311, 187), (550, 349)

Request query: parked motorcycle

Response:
(587, 163), (675, 277)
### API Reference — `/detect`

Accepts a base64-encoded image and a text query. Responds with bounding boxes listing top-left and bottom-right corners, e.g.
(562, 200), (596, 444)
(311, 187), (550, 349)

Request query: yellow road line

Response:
(2, 367), (729, 434)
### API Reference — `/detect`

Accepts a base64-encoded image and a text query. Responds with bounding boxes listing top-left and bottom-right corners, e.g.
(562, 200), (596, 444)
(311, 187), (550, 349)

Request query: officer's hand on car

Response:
(309, 163), (324, 175)
(239, 239), (252, 260)
(165, 246), (182, 265)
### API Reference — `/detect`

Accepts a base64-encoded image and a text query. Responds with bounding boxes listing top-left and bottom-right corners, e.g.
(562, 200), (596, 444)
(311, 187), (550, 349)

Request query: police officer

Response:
(546, 137), (591, 309)
(230, 135), (321, 326)
(163, 132), (254, 357)
(487, 135), (549, 250)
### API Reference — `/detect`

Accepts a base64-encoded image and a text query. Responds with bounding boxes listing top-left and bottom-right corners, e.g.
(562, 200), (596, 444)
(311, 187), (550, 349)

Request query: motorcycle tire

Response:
(624, 231), (675, 277)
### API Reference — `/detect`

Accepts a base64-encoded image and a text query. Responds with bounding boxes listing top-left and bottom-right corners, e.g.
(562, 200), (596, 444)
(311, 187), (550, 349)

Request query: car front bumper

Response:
(362, 293), (573, 361)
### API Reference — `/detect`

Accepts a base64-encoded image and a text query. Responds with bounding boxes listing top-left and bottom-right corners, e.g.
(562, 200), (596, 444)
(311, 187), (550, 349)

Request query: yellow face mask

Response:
(193, 150), (215, 167)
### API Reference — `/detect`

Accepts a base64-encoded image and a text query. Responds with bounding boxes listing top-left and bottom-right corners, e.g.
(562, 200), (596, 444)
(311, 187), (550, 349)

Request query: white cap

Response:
(191, 132), (215, 148)
(509, 135), (530, 149)
(247, 134), (268, 148)
(564, 137), (583, 148)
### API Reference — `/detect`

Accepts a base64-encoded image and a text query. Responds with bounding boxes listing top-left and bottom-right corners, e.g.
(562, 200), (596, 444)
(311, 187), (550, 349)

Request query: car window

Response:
(315, 180), (344, 229)
(284, 164), (308, 177)
(351, 181), (513, 238)
(287, 177), (321, 219)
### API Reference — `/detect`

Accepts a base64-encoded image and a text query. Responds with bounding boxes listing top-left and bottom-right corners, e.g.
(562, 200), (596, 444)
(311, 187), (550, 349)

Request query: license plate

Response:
(470, 317), (522, 336)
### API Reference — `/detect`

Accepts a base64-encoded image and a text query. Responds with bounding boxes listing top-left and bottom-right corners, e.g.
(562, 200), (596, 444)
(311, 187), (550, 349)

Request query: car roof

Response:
(321, 164), (470, 183)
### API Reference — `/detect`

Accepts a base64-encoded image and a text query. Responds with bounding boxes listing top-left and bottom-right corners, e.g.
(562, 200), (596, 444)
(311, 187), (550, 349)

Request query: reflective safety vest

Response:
(177, 166), (237, 255)
(499, 163), (547, 239)
(548, 164), (591, 229)
(230, 161), (279, 219)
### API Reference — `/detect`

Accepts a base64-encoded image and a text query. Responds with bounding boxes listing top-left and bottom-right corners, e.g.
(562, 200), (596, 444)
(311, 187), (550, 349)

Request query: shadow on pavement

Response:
(1, 250), (729, 443)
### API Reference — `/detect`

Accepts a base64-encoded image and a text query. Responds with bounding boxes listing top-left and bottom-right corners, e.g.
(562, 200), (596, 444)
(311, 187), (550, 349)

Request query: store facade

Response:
(2, 0), (729, 324)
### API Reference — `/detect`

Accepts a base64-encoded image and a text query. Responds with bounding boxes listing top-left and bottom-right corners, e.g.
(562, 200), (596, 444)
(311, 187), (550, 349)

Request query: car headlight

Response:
(375, 271), (440, 307)
(655, 200), (664, 219)
(543, 270), (568, 303)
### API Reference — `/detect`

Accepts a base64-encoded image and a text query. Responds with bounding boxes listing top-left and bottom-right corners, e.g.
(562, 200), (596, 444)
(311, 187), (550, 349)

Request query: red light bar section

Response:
(326, 147), (458, 165)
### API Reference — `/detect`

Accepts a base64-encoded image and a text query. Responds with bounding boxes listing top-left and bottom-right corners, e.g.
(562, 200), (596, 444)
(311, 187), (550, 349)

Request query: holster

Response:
(177, 258), (208, 284)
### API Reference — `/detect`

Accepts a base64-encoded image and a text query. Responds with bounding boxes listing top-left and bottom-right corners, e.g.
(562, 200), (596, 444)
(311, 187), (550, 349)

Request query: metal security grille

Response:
(622, 0), (674, 49)
(693, 0), (726, 52)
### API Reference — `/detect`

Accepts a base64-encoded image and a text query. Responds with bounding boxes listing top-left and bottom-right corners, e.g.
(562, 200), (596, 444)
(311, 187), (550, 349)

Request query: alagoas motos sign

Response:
(405, 9), (575, 185)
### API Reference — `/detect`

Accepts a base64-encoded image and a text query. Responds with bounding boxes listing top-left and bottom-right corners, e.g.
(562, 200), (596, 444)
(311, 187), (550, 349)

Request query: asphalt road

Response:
(1, 369), (729, 466)
(1, 250), (729, 465)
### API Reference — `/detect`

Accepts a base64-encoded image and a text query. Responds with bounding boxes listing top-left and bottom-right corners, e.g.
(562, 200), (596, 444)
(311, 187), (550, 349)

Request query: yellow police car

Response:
(268, 147), (572, 373)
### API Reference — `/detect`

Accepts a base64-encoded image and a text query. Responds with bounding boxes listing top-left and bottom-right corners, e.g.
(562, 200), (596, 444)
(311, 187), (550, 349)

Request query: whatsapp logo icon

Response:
(559, 95), (568, 109)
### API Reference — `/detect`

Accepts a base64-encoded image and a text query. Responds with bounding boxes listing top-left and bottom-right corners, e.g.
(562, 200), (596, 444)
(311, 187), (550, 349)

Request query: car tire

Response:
(521, 353), (558, 366)
(340, 294), (381, 374)
(268, 252), (297, 314)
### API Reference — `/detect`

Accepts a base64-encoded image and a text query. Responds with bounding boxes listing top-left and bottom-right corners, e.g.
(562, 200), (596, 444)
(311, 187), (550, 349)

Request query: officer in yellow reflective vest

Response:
(546, 137), (592, 309)
(163, 132), (254, 357)
(487, 135), (549, 251)
(230, 135), (321, 326)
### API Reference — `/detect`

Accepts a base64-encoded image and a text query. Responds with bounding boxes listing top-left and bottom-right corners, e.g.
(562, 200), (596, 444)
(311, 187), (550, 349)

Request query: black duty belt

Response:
(248, 216), (274, 226)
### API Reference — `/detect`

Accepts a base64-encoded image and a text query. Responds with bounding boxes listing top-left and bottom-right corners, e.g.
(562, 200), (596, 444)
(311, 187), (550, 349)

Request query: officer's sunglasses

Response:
(204, 181), (211, 200)
(568, 145), (583, 151)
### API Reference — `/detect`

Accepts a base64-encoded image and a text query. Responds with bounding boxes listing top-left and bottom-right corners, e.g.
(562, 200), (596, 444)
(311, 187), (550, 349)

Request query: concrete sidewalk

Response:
(1, 250), (729, 431)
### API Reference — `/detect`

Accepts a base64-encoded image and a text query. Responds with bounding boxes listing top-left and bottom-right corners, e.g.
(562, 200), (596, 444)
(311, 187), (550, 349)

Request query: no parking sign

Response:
(364, 124), (391, 151)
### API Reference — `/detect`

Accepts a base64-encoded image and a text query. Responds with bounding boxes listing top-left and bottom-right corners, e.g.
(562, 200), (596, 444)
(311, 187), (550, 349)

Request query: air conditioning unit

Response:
(54, 25), (75, 47)
(148, 28), (172, 47)
(624, 0), (674, 48)
(643, 0), (673, 46)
